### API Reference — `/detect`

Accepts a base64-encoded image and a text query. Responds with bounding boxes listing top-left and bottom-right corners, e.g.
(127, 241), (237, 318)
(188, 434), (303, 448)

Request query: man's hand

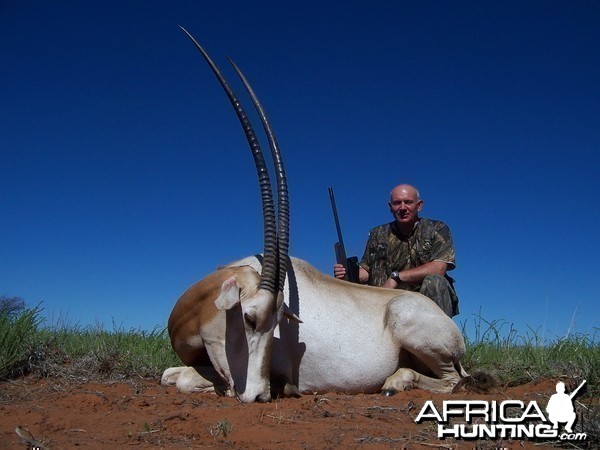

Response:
(383, 277), (399, 289)
(333, 263), (346, 279)
(334, 264), (370, 284)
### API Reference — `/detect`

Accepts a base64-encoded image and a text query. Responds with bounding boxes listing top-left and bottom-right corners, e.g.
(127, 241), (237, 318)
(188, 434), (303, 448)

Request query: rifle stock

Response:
(329, 187), (360, 283)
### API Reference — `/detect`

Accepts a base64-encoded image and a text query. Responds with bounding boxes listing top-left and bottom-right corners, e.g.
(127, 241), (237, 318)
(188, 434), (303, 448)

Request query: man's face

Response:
(389, 187), (423, 225)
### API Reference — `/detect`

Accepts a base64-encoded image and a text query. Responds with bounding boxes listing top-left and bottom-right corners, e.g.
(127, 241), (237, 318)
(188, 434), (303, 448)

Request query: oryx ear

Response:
(215, 278), (240, 310)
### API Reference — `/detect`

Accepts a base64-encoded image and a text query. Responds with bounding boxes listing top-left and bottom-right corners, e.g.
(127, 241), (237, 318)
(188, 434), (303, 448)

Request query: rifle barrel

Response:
(328, 187), (345, 246)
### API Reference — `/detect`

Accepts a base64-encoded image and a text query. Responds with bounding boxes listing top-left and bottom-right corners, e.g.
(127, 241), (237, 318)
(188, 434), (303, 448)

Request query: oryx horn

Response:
(179, 26), (284, 293)
(228, 58), (289, 294)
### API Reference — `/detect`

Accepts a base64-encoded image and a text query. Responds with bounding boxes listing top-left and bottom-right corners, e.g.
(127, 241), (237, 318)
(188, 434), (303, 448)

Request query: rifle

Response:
(328, 187), (360, 283)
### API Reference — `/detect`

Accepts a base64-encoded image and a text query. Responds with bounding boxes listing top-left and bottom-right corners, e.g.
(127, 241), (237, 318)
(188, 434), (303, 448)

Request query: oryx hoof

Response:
(283, 383), (302, 398)
(381, 389), (398, 397)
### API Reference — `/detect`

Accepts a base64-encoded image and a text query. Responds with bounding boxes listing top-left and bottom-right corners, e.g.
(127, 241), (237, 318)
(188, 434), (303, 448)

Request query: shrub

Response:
(0, 304), (43, 379)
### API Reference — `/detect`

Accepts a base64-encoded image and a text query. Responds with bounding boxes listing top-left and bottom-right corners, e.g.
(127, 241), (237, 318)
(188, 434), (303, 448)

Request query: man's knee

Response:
(421, 275), (450, 300)
(420, 275), (458, 317)
(422, 274), (447, 289)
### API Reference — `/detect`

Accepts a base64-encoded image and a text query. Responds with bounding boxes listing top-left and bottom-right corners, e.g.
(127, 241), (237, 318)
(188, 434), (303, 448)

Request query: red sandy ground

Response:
(0, 377), (585, 449)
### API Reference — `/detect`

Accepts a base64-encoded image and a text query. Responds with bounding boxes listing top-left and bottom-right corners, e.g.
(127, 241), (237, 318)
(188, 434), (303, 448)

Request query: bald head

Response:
(388, 184), (423, 232)
(390, 184), (421, 201)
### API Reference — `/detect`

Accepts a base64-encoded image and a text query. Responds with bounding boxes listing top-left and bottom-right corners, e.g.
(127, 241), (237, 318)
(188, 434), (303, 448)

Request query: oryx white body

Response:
(163, 256), (467, 399)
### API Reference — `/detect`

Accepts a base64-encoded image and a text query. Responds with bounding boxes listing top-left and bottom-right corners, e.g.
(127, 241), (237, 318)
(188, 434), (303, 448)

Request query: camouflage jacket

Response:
(359, 218), (456, 289)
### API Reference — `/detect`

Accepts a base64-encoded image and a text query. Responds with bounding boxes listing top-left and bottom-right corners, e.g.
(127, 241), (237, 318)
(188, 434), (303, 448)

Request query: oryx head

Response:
(180, 27), (290, 402)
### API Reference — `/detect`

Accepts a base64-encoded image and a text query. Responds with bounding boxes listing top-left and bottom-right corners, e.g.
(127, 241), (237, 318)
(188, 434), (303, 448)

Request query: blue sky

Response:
(1, 1), (598, 341)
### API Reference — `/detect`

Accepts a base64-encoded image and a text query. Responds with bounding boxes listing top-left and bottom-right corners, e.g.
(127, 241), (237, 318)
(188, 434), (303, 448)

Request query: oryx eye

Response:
(244, 313), (257, 331)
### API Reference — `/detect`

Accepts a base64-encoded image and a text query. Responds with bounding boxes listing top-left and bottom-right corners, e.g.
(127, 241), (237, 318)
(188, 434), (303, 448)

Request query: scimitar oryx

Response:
(162, 27), (492, 403)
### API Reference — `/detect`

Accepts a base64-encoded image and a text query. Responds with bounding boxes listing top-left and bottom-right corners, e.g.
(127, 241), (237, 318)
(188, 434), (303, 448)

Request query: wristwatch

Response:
(390, 271), (402, 283)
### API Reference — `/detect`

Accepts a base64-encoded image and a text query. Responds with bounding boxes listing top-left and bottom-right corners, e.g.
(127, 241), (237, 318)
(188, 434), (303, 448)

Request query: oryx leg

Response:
(381, 361), (461, 395)
(161, 366), (231, 396)
(382, 295), (464, 395)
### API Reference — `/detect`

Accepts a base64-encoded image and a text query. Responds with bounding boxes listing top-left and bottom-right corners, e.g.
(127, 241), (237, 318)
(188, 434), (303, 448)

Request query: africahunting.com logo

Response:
(415, 380), (588, 442)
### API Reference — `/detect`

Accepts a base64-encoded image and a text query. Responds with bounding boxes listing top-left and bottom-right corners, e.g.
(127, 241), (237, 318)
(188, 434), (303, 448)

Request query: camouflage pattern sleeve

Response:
(359, 228), (377, 273)
(429, 220), (456, 270)
(359, 224), (391, 287)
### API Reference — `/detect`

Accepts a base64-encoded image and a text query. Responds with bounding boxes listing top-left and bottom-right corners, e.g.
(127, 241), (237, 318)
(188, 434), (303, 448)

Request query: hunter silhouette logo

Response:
(546, 380), (586, 433)
(415, 379), (588, 442)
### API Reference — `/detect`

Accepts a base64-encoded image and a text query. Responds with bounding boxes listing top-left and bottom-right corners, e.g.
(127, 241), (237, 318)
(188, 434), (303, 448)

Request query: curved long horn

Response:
(227, 59), (289, 293)
(179, 26), (278, 293)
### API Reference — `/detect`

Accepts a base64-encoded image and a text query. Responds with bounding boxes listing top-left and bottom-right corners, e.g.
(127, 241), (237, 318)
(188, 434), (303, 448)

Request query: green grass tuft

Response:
(460, 312), (599, 392)
(0, 304), (44, 378)
(0, 306), (179, 381)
